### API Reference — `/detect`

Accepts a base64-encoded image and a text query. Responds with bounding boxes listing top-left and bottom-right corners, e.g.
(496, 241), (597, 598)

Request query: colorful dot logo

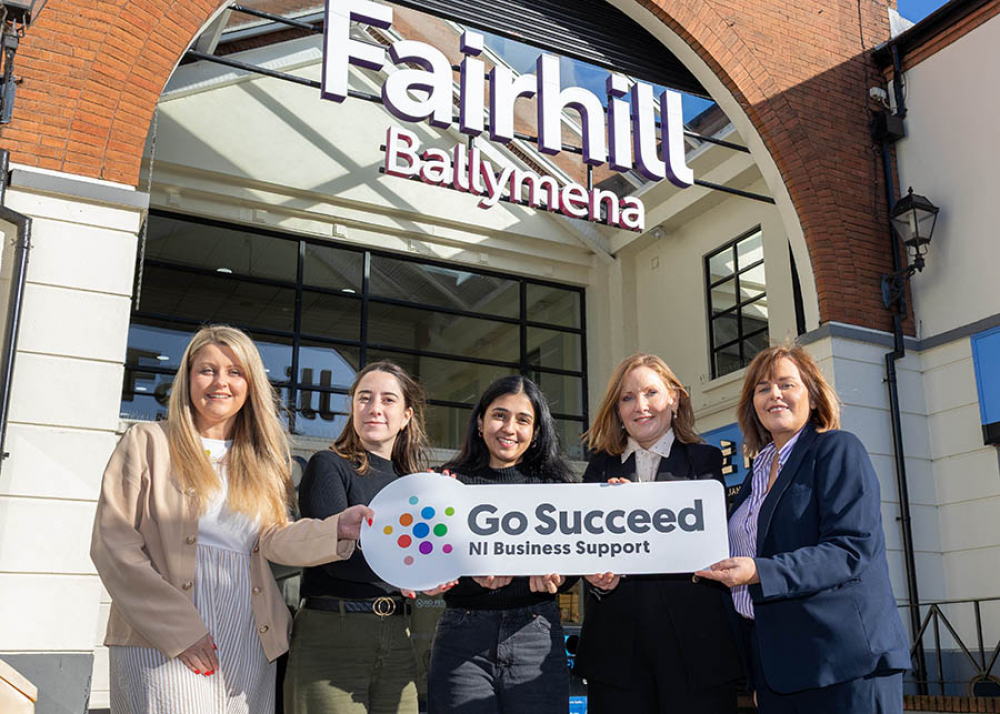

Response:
(385, 495), (456, 565)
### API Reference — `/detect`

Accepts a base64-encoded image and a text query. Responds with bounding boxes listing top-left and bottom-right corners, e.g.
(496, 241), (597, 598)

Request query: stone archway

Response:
(3, 0), (896, 331)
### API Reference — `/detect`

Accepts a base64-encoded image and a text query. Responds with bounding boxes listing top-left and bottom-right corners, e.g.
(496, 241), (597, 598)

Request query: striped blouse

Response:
(728, 429), (804, 619)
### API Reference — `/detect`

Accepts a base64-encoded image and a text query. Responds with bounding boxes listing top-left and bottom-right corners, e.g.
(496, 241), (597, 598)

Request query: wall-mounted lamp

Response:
(881, 187), (939, 310)
(1, 0), (48, 124)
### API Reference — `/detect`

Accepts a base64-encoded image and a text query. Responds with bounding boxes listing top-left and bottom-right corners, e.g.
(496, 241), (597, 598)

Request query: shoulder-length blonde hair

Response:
(168, 325), (292, 528)
(737, 343), (841, 458)
(583, 353), (703, 456)
(332, 361), (429, 475)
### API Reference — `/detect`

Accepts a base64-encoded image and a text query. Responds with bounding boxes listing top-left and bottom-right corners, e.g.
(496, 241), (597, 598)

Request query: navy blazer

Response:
(730, 423), (910, 693)
(574, 440), (743, 691)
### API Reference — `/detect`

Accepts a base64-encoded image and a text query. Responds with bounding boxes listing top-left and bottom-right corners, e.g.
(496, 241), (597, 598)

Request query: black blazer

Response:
(573, 440), (743, 691)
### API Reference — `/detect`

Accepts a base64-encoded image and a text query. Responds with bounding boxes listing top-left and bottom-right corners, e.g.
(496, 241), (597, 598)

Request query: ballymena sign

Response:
(322, 0), (697, 233)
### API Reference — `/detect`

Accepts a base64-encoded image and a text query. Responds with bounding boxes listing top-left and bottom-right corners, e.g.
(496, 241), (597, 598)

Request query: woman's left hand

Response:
(694, 557), (760, 587)
(529, 573), (564, 593)
(337, 504), (375, 541)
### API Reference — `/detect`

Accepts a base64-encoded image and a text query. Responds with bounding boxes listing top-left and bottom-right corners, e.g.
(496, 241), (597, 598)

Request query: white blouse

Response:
(620, 429), (676, 483)
(197, 438), (260, 554)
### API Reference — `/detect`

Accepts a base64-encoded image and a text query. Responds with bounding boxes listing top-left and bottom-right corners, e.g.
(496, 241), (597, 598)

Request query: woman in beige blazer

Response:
(91, 325), (372, 714)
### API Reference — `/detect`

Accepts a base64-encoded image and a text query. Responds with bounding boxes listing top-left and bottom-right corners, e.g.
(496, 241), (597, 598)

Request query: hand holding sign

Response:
(360, 473), (729, 591)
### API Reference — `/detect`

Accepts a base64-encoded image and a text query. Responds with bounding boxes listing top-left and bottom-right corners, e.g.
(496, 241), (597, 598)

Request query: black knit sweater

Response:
(444, 464), (578, 610)
(299, 450), (400, 599)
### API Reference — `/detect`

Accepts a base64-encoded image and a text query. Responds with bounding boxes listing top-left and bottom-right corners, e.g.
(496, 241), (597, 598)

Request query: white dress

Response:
(109, 438), (274, 714)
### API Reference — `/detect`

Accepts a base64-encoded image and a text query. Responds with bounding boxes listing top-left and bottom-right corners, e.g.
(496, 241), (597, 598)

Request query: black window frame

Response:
(704, 226), (769, 379)
(122, 210), (589, 457)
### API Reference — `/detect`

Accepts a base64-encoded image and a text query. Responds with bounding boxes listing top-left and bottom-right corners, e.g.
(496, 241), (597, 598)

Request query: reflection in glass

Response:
(121, 370), (174, 419)
(740, 263), (766, 301)
(368, 350), (516, 406)
(368, 303), (519, 363)
(371, 255), (519, 318)
(297, 343), (360, 389)
(300, 291), (361, 342)
(303, 244), (363, 293)
(555, 419), (586, 461)
(295, 387), (350, 437)
(745, 329), (769, 359)
(527, 328), (582, 372)
(714, 343), (742, 378)
(712, 313), (739, 350)
(526, 284), (581, 329)
(708, 250), (734, 284)
(145, 216), (297, 282)
(736, 230), (763, 268)
(426, 404), (474, 452)
(140, 266), (296, 332)
(533, 371), (584, 417)
(709, 279), (736, 313)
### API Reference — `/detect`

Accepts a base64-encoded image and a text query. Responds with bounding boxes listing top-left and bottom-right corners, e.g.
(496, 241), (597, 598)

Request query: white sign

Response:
(360, 473), (729, 591)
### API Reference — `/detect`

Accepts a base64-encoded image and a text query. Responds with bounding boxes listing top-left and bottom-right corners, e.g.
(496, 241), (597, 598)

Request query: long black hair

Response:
(442, 375), (576, 483)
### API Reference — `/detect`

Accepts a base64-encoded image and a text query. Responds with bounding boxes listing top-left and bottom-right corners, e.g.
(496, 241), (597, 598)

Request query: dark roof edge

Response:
(873, 0), (995, 66)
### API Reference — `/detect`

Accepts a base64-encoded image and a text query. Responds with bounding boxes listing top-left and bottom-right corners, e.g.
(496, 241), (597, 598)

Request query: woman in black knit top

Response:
(285, 361), (429, 714)
(426, 375), (577, 714)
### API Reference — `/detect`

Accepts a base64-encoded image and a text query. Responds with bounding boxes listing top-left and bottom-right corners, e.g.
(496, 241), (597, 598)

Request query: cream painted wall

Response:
(895, 14), (1000, 339)
(0, 174), (142, 710)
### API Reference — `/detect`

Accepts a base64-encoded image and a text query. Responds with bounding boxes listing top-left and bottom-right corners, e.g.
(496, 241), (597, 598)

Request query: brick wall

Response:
(0, 0), (902, 331)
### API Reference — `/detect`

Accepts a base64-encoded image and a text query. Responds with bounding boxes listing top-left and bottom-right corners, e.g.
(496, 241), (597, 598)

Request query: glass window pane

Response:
(300, 291), (361, 342)
(121, 370), (173, 421)
(294, 388), (350, 439)
(126, 321), (195, 371)
(739, 263), (766, 301)
(736, 230), (763, 268)
(297, 343), (360, 389)
(527, 327), (581, 372)
(145, 215), (297, 282)
(526, 284), (581, 329)
(709, 278), (736, 313)
(370, 255), (519, 318)
(714, 343), (742, 378)
(426, 404), (473, 452)
(368, 350), (516, 406)
(742, 296), (769, 335)
(708, 248), (735, 284)
(303, 243), (363, 293)
(711, 313), (739, 350)
(532, 371), (584, 418)
(555, 419), (586, 461)
(139, 266), (296, 332)
(744, 330), (769, 365)
(368, 303), (519, 363)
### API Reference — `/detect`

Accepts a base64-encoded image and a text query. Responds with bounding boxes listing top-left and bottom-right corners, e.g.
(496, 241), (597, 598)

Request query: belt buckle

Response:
(372, 596), (396, 617)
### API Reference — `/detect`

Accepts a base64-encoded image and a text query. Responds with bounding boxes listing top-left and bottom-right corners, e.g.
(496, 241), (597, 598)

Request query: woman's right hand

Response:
(585, 572), (621, 591)
(177, 633), (218, 675)
(472, 575), (513, 589)
(421, 580), (460, 597)
(337, 504), (375, 541)
(607, 477), (631, 485)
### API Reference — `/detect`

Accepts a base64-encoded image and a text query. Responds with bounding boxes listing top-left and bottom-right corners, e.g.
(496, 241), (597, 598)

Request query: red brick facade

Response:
(0, 0), (901, 331)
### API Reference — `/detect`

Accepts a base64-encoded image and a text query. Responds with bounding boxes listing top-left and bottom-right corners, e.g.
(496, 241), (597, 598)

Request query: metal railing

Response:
(899, 597), (1000, 697)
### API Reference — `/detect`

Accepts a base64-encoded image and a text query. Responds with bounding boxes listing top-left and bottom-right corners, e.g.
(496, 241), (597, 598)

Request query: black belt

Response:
(303, 596), (410, 617)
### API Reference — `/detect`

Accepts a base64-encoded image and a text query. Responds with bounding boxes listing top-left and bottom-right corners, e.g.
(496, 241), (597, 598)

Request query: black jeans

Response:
(427, 600), (568, 714)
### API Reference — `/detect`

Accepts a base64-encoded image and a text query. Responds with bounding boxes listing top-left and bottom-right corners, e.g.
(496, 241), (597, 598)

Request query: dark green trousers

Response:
(284, 606), (419, 714)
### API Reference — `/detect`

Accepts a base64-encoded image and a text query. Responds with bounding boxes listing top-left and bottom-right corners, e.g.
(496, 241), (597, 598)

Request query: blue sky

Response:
(898, 0), (951, 22)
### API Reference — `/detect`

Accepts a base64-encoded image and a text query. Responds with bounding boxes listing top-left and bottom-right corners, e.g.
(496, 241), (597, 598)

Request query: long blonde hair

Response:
(168, 325), (293, 527)
(332, 361), (429, 475)
(583, 353), (703, 455)
(737, 343), (841, 458)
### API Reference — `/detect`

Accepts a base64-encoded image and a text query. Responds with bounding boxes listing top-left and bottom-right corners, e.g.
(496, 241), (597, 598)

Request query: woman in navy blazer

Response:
(697, 344), (910, 712)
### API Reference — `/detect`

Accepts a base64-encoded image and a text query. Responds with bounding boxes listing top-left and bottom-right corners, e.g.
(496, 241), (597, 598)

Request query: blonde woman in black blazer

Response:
(574, 354), (742, 713)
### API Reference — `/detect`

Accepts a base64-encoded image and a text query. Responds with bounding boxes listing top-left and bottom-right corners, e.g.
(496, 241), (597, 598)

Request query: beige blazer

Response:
(91, 421), (355, 662)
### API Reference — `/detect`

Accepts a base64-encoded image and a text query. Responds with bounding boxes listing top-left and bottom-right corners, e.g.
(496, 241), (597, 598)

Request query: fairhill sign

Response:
(322, 0), (697, 233)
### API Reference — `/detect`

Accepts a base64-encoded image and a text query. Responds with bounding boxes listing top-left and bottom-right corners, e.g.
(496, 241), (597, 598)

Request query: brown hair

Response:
(737, 343), (841, 458)
(332, 361), (429, 475)
(168, 325), (293, 527)
(583, 353), (703, 455)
